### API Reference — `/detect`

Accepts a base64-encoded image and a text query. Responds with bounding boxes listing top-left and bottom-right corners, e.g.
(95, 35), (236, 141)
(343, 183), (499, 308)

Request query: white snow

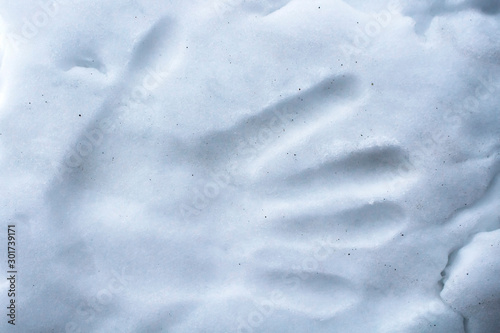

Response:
(0, 0), (499, 332)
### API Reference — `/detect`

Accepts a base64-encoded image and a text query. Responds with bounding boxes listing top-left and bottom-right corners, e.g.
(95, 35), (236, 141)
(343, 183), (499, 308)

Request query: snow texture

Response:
(0, 0), (499, 332)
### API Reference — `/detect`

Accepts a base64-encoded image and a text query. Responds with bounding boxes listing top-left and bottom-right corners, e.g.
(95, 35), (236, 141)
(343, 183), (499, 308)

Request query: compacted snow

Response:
(0, 0), (499, 332)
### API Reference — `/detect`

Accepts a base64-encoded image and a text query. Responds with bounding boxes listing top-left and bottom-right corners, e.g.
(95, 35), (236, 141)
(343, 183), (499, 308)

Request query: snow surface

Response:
(0, 0), (499, 332)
